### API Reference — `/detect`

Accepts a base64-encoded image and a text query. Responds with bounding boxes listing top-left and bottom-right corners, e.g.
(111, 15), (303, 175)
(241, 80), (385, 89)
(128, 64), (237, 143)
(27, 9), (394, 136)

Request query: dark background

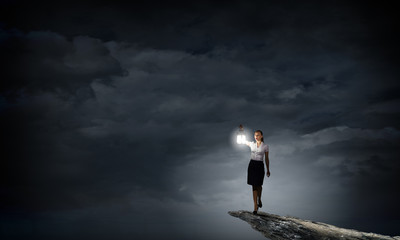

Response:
(1, 1), (399, 239)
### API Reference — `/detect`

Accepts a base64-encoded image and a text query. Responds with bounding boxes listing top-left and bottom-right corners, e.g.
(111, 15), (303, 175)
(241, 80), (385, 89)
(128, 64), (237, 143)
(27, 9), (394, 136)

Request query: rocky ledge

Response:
(228, 210), (400, 240)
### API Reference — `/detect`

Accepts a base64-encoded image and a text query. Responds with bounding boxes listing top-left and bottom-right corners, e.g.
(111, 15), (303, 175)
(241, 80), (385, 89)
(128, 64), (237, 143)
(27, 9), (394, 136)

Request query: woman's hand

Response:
(266, 171), (270, 177)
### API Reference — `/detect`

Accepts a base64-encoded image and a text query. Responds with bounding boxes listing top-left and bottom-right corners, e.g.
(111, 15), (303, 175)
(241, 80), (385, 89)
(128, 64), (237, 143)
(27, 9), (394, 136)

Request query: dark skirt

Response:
(247, 159), (265, 186)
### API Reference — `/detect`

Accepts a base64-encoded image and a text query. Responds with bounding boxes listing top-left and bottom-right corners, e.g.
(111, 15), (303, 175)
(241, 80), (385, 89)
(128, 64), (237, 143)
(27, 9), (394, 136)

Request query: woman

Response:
(242, 127), (270, 214)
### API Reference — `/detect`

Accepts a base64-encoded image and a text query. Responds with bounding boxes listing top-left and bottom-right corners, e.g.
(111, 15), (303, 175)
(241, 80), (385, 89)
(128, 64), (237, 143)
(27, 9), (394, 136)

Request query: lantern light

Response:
(237, 124), (246, 144)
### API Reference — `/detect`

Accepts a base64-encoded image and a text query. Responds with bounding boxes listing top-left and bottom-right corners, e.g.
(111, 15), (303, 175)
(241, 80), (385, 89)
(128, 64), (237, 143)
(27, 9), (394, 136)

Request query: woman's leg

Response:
(257, 186), (262, 207)
(252, 185), (258, 212)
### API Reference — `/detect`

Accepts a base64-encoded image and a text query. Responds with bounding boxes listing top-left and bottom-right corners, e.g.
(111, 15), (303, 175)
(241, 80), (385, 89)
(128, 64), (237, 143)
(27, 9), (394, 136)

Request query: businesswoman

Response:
(242, 128), (270, 214)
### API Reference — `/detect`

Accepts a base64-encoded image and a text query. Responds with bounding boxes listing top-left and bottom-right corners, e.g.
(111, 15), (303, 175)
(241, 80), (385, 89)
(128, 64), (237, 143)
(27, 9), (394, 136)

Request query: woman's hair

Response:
(255, 130), (264, 142)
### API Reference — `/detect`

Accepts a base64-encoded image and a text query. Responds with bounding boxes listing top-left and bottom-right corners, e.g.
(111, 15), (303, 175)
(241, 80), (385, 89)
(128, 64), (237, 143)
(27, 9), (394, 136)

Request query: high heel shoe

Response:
(258, 199), (262, 208)
(253, 205), (259, 215)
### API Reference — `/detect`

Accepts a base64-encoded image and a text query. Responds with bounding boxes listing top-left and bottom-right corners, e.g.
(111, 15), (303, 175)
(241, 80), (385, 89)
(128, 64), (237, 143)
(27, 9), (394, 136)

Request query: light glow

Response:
(237, 134), (246, 144)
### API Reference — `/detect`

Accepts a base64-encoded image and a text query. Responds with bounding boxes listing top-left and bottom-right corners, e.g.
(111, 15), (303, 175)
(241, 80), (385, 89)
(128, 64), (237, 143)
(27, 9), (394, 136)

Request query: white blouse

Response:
(246, 141), (269, 161)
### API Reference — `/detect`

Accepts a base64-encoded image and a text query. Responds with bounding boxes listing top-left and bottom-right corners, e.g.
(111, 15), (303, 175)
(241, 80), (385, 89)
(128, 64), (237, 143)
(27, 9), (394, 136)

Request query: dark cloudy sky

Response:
(1, 1), (399, 239)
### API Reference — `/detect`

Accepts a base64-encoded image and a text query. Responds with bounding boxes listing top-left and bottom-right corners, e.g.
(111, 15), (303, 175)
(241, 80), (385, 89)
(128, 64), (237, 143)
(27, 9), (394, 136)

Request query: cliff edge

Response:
(228, 210), (400, 240)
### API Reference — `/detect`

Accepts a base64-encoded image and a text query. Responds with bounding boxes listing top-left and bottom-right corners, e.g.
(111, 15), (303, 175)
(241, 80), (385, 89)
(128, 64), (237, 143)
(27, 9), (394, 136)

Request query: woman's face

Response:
(254, 132), (263, 142)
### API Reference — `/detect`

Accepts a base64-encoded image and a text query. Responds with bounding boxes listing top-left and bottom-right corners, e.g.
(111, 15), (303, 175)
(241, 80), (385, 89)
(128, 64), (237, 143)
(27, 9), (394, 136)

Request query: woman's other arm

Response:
(265, 151), (270, 177)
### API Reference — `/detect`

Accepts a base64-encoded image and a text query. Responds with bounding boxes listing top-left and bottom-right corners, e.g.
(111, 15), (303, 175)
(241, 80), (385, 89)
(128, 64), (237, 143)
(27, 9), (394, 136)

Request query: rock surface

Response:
(229, 210), (400, 240)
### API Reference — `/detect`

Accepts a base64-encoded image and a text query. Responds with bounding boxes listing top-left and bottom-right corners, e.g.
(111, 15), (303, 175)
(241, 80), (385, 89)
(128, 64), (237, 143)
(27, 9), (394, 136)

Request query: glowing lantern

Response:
(237, 124), (246, 144)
